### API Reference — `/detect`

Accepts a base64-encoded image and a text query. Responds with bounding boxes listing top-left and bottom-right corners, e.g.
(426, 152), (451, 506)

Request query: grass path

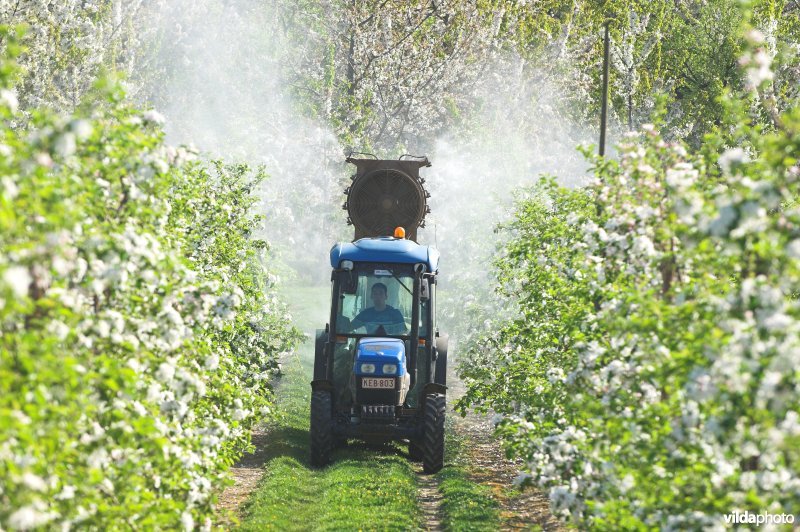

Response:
(220, 286), (518, 530)
(237, 338), (425, 530)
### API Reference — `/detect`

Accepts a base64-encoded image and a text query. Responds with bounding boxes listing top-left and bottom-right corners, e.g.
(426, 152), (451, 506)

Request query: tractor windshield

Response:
(336, 265), (423, 337)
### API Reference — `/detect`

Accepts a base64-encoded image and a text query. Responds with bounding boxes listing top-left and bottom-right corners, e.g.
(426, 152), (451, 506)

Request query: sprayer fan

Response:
(347, 168), (427, 237)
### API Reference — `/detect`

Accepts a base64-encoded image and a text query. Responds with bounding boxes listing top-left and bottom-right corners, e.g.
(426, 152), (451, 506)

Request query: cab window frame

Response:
(332, 262), (429, 340)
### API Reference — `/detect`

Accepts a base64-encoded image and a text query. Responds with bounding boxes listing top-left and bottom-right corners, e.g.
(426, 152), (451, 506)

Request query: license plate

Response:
(362, 377), (394, 389)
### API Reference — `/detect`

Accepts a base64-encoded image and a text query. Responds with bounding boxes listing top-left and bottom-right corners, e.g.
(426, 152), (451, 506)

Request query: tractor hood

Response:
(354, 338), (407, 376)
(330, 237), (439, 272)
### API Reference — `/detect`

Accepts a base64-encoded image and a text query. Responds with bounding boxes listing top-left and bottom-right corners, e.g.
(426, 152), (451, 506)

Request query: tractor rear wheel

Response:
(310, 390), (333, 467)
(422, 393), (445, 473)
(408, 440), (423, 462)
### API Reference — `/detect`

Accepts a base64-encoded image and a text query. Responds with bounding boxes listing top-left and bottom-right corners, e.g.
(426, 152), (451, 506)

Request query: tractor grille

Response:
(360, 404), (396, 423)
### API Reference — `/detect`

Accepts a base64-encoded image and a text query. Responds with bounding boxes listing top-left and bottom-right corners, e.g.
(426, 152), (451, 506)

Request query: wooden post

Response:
(599, 21), (610, 157)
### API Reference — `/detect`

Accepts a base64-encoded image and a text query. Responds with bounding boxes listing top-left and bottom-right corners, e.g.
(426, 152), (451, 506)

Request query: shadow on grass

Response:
(237, 318), (424, 530)
(242, 418), (411, 477)
(255, 425), (309, 463)
(238, 422), (422, 531)
(337, 439), (409, 461)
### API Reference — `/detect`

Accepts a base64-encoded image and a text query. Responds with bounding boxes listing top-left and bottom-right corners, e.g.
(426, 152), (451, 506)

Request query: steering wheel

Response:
(358, 321), (406, 335)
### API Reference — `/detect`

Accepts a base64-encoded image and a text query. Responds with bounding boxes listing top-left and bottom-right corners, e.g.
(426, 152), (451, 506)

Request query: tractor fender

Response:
(422, 382), (447, 396)
(434, 334), (448, 386)
(313, 328), (327, 381)
(311, 380), (334, 392)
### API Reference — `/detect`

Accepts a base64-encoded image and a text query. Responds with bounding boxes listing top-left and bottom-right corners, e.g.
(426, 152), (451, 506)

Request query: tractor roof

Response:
(330, 237), (439, 272)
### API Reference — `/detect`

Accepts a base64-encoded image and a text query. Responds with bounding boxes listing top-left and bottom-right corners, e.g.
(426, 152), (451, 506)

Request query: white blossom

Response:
(142, 110), (166, 125)
(156, 361), (176, 382)
(8, 503), (57, 530)
(204, 353), (219, 370)
(3, 266), (31, 298)
(1, 89), (19, 112)
(181, 511), (194, 531)
(20, 472), (48, 492)
(54, 133), (76, 157)
(71, 119), (93, 139)
(2, 176), (19, 199)
(708, 204), (737, 236)
(718, 148), (750, 174)
(619, 474), (635, 493)
(46, 320), (70, 340)
(786, 239), (800, 258)
(632, 235), (657, 257)
(55, 485), (76, 500)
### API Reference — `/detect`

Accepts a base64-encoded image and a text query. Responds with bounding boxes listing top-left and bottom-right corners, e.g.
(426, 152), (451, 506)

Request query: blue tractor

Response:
(310, 155), (448, 473)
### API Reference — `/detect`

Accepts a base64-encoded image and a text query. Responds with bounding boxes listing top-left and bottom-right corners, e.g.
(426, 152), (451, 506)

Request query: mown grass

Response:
(237, 349), (422, 531)
(238, 286), (422, 531)
(435, 415), (500, 531)
(238, 285), (500, 531)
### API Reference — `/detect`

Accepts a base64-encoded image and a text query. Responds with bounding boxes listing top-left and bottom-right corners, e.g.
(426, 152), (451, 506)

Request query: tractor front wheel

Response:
(422, 393), (445, 473)
(310, 390), (333, 467)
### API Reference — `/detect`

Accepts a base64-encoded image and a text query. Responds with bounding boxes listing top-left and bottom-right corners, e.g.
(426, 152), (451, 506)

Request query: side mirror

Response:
(418, 278), (430, 301)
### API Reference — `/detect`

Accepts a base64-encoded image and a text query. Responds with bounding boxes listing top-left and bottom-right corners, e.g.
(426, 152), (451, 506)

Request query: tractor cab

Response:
(310, 156), (448, 473)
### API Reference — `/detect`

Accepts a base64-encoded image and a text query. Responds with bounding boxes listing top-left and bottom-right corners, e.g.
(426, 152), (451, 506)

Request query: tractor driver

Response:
(350, 282), (407, 335)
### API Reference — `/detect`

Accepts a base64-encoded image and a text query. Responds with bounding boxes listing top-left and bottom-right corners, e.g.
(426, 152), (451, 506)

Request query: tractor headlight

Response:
(382, 364), (397, 374)
(360, 363), (376, 374)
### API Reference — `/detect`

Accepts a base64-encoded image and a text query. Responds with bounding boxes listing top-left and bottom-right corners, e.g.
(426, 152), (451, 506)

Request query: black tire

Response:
(422, 393), (445, 473)
(310, 390), (333, 467)
(434, 334), (449, 386)
(408, 440), (423, 462)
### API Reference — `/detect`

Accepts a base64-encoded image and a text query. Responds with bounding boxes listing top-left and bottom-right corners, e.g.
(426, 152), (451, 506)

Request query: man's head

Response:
(371, 282), (388, 311)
